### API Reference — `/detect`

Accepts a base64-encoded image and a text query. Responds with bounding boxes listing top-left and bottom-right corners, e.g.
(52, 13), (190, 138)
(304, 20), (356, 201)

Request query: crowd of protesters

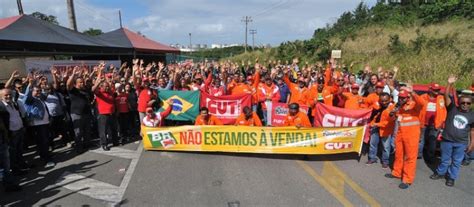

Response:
(0, 58), (472, 192)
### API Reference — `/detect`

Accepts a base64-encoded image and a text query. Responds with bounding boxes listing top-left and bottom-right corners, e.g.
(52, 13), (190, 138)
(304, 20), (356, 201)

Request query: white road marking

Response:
(116, 143), (143, 205)
(90, 146), (140, 159)
(50, 142), (144, 206)
(53, 172), (121, 203)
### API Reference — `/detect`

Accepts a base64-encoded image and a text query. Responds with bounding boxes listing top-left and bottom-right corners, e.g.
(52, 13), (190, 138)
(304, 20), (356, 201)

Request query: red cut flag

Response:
(200, 91), (252, 125)
(314, 103), (372, 143)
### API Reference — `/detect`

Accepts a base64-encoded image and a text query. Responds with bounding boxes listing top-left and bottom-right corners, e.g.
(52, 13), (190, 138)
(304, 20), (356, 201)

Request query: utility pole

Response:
(249, 29), (257, 49)
(118, 10), (123, 28)
(189, 33), (192, 54)
(16, 0), (24, 15)
(66, 0), (78, 31)
(241, 16), (252, 53)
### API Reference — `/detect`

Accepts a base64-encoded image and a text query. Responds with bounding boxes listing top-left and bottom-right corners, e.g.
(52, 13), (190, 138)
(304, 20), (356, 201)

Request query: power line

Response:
(241, 16), (252, 53)
(254, 0), (294, 17)
(253, 0), (288, 17)
(74, 0), (116, 26)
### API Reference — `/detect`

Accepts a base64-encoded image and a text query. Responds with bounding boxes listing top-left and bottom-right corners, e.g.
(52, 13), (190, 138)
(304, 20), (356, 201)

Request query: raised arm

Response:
(445, 74), (456, 107)
(91, 64), (104, 92)
(392, 66), (399, 81)
(67, 67), (80, 91)
(5, 70), (20, 89)
(51, 67), (60, 90)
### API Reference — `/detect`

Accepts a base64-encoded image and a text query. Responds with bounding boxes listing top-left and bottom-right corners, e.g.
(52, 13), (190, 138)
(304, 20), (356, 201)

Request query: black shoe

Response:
(11, 170), (28, 176)
(366, 160), (377, 165)
(399, 182), (411, 189)
(429, 173), (444, 180)
(385, 173), (398, 179)
(382, 164), (389, 169)
(4, 184), (22, 192)
(461, 159), (470, 166)
(445, 178), (455, 187)
(102, 145), (110, 151)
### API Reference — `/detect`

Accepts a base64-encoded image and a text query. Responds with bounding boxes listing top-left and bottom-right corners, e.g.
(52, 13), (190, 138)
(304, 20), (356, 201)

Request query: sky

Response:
(0, 0), (377, 46)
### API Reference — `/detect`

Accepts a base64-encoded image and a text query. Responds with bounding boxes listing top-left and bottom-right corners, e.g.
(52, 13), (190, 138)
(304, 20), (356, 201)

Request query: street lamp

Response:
(189, 33), (192, 54)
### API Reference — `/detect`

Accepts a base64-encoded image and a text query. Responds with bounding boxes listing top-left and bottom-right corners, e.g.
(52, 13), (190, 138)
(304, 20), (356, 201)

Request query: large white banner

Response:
(24, 60), (121, 74)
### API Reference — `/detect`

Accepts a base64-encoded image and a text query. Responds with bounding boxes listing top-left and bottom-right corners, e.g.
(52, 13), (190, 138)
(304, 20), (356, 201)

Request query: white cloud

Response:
(197, 24), (224, 33)
(1, 0), (379, 45)
(0, 0), (120, 32)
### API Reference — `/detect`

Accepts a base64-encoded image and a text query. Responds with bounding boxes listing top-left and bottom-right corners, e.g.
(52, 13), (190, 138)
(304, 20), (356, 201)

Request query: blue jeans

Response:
(368, 127), (392, 165)
(391, 121), (398, 151)
(436, 141), (467, 180)
(418, 126), (438, 161)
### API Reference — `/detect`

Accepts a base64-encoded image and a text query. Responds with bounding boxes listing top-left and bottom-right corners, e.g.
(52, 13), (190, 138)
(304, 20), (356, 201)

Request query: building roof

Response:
(0, 15), (178, 56)
(0, 14), (123, 48)
(97, 28), (180, 53)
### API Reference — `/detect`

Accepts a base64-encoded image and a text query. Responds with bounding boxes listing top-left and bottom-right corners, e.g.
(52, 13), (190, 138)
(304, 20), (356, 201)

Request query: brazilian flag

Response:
(158, 90), (200, 121)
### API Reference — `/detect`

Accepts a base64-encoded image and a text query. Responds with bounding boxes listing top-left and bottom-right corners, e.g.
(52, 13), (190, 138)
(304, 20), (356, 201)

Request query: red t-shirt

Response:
(115, 93), (130, 113)
(95, 90), (115, 114)
(425, 97), (437, 126)
(138, 87), (155, 113)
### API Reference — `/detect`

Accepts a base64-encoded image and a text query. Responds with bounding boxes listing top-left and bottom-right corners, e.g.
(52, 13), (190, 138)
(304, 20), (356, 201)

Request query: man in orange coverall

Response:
(283, 103), (312, 128)
(234, 106), (262, 126)
(418, 83), (447, 163)
(366, 92), (396, 168)
(194, 107), (223, 125)
(385, 89), (426, 189)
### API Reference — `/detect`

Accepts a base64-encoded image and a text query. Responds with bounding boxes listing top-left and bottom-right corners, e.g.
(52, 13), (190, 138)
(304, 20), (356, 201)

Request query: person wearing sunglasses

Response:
(384, 87), (425, 189)
(430, 75), (474, 187)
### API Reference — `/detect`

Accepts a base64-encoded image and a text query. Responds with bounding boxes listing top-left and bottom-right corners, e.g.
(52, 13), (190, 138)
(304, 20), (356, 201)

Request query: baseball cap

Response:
(289, 103), (299, 109)
(430, 83), (441, 90)
(399, 90), (409, 98)
(351, 83), (360, 89)
(376, 82), (384, 88)
(146, 107), (153, 113)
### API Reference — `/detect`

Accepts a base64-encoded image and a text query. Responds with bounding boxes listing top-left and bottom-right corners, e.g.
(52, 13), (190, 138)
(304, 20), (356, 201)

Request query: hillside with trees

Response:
(226, 0), (474, 88)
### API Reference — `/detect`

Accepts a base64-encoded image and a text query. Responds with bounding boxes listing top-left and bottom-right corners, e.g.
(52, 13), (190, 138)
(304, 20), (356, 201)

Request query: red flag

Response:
(314, 103), (372, 143)
(200, 91), (252, 125)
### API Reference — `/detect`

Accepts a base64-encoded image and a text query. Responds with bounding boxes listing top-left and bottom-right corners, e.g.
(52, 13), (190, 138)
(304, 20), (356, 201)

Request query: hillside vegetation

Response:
(225, 1), (474, 88)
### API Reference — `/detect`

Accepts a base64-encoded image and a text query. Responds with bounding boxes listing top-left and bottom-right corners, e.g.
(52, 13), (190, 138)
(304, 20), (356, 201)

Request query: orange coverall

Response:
(283, 111), (312, 127)
(283, 75), (310, 106)
(234, 112), (263, 126)
(364, 92), (380, 110)
(342, 92), (365, 110)
(228, 81), (252, 96)
(257, 83), (280, 109)
(418, 94), (447, 129)
(195, 115), (223, 125)
(392, 93), (425, 184)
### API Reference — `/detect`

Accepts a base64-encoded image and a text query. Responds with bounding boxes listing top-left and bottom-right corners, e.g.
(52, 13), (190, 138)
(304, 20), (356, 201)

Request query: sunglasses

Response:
(460, 102), (472, 105)
(337, 79), (344, 82)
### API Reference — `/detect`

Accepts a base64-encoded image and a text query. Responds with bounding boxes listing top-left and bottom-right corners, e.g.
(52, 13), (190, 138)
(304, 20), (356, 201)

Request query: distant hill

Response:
(226, 1), (474, 88)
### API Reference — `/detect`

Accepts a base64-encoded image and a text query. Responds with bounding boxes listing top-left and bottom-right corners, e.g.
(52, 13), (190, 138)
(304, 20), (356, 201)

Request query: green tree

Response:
(83, 28), (104, 36)
(31, 11), (59, 25)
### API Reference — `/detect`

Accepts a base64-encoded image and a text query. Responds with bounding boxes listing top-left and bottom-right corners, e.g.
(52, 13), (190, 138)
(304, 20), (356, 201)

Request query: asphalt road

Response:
(1, 139), (473, 207)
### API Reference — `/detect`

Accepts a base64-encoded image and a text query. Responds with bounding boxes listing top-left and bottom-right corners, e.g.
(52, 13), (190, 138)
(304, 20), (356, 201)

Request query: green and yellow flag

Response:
(158, 90), (200, 121)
